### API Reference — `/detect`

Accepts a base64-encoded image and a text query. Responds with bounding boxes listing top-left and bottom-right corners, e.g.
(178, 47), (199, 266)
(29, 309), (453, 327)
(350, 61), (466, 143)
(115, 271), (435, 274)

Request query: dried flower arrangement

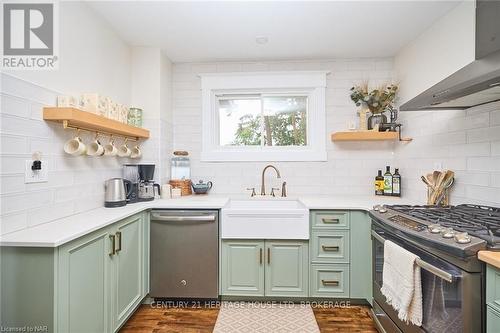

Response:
(350, 82), (398, 114)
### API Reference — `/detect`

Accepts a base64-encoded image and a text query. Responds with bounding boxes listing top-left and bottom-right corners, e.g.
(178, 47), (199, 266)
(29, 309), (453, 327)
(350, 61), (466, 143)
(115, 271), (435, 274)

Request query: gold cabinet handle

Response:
(259, 248), (263, 264)
(109, 235), (116, 256)
(322, 245), (340, 252)
(267, 248), (270, 264)
(116, 231), (122, 253)
(322, 218), (340, 224)
(322, 280), (339, 286)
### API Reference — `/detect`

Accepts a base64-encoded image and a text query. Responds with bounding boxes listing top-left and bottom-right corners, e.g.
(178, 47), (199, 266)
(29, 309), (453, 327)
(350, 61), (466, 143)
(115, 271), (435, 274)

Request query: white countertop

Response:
(0, 195), (420, 248)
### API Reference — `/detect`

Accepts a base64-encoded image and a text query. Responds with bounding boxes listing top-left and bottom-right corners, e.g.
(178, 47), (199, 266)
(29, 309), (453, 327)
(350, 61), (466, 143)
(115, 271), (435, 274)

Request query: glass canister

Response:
(128, 107), (143, 127)
(170, 151), (190, 180)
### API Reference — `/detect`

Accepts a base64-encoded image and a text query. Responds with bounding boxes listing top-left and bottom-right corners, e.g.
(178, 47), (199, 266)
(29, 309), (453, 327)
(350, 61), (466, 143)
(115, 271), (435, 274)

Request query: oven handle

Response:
(371, 230), (454, 283)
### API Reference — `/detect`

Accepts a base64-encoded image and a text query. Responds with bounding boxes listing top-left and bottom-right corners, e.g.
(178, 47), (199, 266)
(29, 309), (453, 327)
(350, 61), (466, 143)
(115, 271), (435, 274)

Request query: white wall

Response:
(0, 4), (150, 235)
(396, 102), (500, 206)
(172, 59), (396, 196)
(395, 1), (475, 105)
(172, 59), (500, 207)
(130, 47), (173, 184)
(4, 1), (131, 104)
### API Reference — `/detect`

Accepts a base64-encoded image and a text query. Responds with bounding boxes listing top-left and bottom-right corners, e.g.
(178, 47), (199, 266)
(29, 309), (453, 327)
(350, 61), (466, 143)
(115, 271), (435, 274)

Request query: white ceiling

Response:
(88, 1), (462, 63)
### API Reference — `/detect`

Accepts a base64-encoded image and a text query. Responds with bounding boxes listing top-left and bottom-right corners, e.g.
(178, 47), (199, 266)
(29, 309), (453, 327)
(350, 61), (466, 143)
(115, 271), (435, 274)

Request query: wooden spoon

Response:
(433, 171), (441, 186)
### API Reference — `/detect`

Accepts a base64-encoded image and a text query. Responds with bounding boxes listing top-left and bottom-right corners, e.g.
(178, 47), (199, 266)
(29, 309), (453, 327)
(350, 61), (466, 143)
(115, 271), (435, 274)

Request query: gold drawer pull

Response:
(322, 245), (340, 252)
(116, 231), (122, 253)
(322, 218), (340, 224)
(322, 280), (339, 286)
(109, 235), (116, 256)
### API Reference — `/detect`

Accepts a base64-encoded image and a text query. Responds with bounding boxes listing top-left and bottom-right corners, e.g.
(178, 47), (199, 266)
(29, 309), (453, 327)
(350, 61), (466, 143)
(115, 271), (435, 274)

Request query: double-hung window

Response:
(200, 71), (328, 161)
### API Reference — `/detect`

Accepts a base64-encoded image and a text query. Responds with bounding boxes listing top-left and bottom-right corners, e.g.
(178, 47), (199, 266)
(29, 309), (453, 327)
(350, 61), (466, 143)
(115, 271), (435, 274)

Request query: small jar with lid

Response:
(170, 151), (190, 180)
(128, 107), (143, 127)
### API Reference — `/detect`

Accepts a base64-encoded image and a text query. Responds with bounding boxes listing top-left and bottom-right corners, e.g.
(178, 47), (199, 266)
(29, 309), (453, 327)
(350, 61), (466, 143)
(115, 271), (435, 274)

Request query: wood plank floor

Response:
(120, 303), (377, 332)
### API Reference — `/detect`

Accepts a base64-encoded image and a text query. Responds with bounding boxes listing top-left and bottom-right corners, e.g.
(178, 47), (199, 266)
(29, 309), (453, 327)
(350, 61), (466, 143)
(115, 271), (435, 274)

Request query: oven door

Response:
(372, 221), (483, 333)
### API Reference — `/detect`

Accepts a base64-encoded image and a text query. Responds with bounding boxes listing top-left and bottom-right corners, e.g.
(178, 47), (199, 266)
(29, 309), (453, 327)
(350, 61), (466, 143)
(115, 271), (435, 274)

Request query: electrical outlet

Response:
(25, 160), (48, 183)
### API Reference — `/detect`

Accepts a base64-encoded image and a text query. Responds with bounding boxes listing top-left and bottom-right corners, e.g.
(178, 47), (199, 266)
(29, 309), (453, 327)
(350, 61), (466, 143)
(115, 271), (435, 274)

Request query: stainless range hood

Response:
(400, 0), (500, 111)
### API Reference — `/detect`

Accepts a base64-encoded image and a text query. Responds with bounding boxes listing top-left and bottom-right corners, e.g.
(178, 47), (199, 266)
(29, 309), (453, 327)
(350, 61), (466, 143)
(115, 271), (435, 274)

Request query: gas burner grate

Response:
(386, 204), (500, 247)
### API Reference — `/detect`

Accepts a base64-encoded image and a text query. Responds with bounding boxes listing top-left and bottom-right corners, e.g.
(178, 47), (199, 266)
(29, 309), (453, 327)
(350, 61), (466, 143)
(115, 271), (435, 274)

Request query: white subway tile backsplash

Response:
(467, 126), (500, 143)
(492, 110), (500, 126)
(1, 189), (54, 215)
(173, 59), (500, 205)
(27, 201), (75, 227)
(492, 141), (500, 156)
(467, 157), (500, 172)
(0, 174), (26, 194)
(0, 74), (132, 235)
(0, 211), (28, 234)
(1, 134), (28, 154)
(1, 94), (31, 118)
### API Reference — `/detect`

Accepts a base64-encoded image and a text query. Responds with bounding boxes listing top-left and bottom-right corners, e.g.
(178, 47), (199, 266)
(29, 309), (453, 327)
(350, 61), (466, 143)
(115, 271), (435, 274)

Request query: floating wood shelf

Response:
(43, 107), (149, 139)
(331, 131), (399, 141)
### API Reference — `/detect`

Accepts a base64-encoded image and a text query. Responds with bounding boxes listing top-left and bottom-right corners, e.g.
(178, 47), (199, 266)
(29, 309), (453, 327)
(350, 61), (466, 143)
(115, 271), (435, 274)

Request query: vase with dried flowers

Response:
(350, 82), (398, 130)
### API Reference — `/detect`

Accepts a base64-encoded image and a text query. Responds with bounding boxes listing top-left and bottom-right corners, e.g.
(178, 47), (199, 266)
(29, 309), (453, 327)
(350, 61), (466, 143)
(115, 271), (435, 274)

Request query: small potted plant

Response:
(350, 82), (398, 130)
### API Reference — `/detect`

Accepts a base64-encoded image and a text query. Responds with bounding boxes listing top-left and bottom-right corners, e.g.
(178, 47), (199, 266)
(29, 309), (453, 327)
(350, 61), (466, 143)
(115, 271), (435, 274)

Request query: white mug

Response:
(104, 140), (118, 156)
(161, 184), (172, 199)
(130, 145), (142, 159)
(87, 139), (104, 156)
(64, 136), (86, 156)
(118, 143), (131, 157)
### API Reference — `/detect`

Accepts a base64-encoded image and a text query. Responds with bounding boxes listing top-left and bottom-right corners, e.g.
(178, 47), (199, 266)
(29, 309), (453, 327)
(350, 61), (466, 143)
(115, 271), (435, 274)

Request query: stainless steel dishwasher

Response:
(150, 210), (219, 300)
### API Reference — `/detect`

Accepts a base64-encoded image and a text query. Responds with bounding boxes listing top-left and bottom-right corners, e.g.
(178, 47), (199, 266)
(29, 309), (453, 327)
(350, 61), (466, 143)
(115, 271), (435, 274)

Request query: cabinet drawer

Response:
(310, 264), (350, 298)
(311, 211), (350, 230)
(487, 265), (500, 312)
(311, 231), (350, 263)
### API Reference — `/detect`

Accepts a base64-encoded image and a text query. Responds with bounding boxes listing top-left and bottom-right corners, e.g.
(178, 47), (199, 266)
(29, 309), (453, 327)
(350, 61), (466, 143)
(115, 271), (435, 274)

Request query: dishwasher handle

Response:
(151, 213), (216, 222)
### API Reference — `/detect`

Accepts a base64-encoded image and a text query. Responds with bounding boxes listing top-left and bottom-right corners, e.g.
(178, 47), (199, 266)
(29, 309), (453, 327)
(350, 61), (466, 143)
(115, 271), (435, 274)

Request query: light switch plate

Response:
(25, 160), (48, 183)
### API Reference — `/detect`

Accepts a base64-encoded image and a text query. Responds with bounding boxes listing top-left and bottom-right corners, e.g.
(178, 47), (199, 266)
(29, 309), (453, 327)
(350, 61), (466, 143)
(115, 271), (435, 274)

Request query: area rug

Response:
(213, 302), (320, 333)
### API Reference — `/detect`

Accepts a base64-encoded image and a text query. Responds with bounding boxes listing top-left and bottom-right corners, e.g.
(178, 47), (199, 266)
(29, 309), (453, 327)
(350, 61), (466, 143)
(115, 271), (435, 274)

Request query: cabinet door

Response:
(58, 229), (112, 333)
(112, 213), (143, 331)
(265, 241), (308, 297)
(221, 240), (265, 296)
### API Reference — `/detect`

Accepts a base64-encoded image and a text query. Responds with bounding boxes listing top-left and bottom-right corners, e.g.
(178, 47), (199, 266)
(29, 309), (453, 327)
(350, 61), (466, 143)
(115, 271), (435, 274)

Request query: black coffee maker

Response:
(138, 164), (161, 201)
(123, 164), (139, 203)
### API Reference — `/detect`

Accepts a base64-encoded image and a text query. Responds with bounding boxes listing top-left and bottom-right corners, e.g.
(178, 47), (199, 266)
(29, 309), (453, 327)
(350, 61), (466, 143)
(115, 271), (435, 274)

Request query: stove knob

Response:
(441, 228), (455, 239)
(454, 232), (471, 244)
(428, 224), (442, 234)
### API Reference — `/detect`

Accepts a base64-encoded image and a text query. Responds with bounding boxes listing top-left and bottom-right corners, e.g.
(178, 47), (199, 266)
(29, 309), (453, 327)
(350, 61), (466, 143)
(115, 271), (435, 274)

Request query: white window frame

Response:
(200, 71), (329, 162)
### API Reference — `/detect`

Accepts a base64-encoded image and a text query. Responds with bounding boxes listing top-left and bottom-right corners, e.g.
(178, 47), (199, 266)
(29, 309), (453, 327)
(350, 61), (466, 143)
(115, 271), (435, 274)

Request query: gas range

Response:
(369, 204), (500, 258)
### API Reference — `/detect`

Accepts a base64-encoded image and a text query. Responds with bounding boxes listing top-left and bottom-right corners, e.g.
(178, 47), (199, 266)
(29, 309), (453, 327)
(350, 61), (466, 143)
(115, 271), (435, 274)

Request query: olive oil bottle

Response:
(392, 168), (401, 197)
(383, 166), (393, 196)
(375, 170), (384, 195)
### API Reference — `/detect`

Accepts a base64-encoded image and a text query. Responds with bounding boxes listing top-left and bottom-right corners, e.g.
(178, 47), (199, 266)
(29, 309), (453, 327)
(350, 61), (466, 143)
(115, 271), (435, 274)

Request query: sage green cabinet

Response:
(221, 240), (265, 296)
(58, 228), (112, 333)
(1, 211), (149, 333)
(349, 211), (372, 302)
(111, 214), (144, 330)
(309, 210), (371, 301)
(265, 241), (308, 297)
(221, 240), (308, 297)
